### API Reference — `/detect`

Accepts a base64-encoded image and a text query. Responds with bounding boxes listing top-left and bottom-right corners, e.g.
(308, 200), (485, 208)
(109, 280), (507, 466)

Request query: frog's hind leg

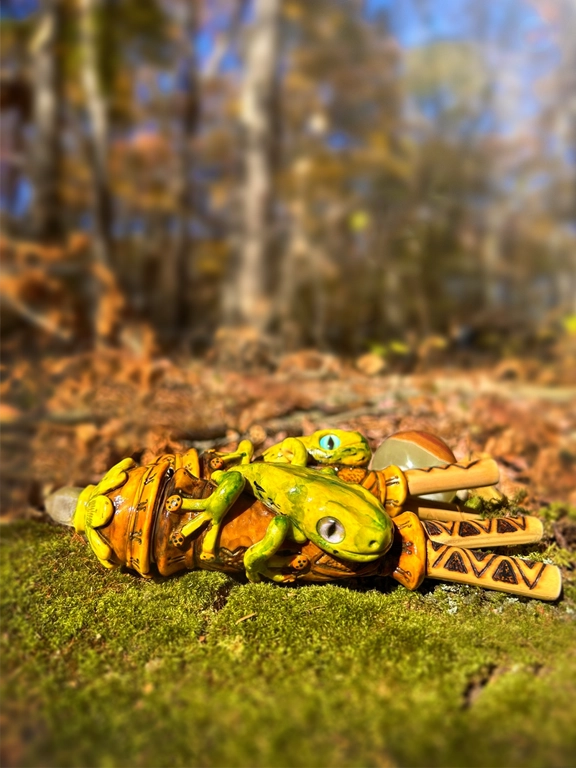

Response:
(244, 516), (294, 583)
(173, 470), (246, 560)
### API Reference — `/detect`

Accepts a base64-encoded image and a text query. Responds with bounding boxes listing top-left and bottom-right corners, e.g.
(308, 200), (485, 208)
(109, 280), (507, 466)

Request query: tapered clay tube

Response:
(404, 458), (500, 497)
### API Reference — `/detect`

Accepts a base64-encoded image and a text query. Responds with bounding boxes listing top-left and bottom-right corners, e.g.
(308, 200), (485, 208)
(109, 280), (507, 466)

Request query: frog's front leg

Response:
(244, 516), (296, 583)
(207, 440), (254, 472)
(263, 437), (308, 467)
(170, 470), (245, 560)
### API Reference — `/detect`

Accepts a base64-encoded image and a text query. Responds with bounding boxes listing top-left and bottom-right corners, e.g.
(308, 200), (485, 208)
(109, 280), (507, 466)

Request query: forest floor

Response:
(1, 350), (576, 767)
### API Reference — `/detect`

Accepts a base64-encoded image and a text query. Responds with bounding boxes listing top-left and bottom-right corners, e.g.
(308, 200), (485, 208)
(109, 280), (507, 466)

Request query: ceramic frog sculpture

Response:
(206, 428), (371, 477)
(169, 445), (394, 583)
(261, 428), (371, 467)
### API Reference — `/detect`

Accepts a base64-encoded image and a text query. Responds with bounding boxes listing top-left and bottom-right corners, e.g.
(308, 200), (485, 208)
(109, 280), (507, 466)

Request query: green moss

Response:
(539, 503), (576, 523)
(464, 490), (530, 518)
(2, 522), (576, 768)
(521, 543), (576, 569)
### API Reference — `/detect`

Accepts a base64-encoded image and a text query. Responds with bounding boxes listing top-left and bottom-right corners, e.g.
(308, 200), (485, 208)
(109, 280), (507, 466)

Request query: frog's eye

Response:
(165, 467), (175, 479)
(317, 517), (345, 544)
(319, 434), (340, 451)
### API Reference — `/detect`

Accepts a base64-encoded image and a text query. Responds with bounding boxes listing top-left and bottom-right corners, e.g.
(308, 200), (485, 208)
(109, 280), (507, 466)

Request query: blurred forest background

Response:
(1, 0), (575, 370)
(2, 9), (576, 766)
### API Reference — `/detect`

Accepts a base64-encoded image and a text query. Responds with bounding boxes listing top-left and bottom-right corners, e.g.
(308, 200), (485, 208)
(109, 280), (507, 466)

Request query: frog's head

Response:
(303, 429), (371, 467)
(304, 499), (393, 562)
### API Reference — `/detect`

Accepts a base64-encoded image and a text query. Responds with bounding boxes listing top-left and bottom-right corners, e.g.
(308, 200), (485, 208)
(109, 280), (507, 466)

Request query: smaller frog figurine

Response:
(206, 428), (371, 475)
(169, 441), (393, 582)
(261, 429), (371, 467)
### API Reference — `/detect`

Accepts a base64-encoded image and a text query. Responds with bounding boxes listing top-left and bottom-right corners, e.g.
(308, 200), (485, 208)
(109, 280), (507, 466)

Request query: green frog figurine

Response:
(169, 436), (393, 582)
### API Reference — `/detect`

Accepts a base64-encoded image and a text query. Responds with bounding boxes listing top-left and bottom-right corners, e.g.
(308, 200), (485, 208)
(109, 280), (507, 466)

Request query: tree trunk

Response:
(235, 0), (281, 332)
(382, 257), (405, 335)
(79, 0), (112, 267)
(157, 0), (200, 345)
(278, 198), (306, 349)
(30, 0), (64, 242)
(166, 0), (199, 344)
(481, 207), (504, 313)
(79, 0), (121, 346)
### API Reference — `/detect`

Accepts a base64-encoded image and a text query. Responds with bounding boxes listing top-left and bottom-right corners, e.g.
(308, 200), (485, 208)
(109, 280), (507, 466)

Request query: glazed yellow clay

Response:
(262, 429), (371, 467)
(172, 444), (393, 582)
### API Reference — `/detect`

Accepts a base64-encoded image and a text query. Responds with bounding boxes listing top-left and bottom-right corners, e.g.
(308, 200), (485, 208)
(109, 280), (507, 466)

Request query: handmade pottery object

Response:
(45, 429), (562, 601)
(371, 430), (458, 503)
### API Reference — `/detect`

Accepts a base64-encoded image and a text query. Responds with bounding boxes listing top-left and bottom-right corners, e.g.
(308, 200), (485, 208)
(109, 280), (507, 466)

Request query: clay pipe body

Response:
(336, 458), (500, 518)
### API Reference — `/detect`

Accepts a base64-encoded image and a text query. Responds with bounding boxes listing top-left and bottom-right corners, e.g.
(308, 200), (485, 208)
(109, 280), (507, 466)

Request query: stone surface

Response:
(44, 486), (83, 527)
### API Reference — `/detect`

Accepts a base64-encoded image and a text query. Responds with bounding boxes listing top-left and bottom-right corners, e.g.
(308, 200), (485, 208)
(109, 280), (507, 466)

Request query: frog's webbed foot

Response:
(169, 511), (211, 548)
(244, 516), (298, 583)
(268, 552), (310, 576)
(170, 471), (246, 558)
(169, 529), (186, 548)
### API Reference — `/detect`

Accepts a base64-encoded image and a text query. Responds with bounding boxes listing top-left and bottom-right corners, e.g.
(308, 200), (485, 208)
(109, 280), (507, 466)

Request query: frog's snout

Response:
(314, 500), (394, 562)
(351, 522), (393, 560)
